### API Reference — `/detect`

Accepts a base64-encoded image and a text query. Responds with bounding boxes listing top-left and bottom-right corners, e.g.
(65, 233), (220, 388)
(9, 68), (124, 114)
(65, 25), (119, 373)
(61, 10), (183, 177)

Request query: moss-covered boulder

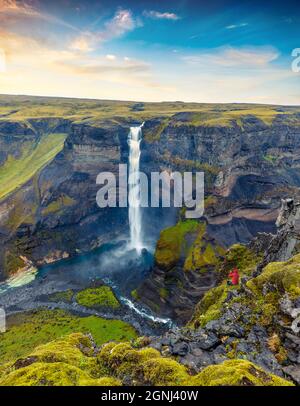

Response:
(188, 283), (232, 328)
(190, 359), (293, 386)
(154, 220), (199, 270)
(0, 334), (121, 386)
(97, 342), (292, 386)
(247, 254), (300, 299)
(184, 223), (225, 272)
(0, 334), (293, 386)
(98, 341), (189, 385)
(76, 286), (120, 309)
(0, 362), (121, 386)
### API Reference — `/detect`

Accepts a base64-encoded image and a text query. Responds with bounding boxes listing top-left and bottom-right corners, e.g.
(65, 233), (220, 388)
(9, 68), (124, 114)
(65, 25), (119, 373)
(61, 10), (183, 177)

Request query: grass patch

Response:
(76, 286), (120, 309)
(1, 96), (299, 128)
(0, 309), (136, 365)
(0, 133), (67, 201)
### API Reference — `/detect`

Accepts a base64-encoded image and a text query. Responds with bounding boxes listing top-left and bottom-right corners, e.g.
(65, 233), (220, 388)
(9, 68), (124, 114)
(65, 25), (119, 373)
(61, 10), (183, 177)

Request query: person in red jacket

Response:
(227, 268), (240, 285)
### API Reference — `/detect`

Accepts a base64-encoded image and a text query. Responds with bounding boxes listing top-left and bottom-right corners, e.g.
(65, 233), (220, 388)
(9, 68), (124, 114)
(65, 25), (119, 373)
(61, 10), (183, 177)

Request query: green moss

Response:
(159, 288), (169, 299)
(98, 342), (291, 386)
(247, 253), (300, 299)
(0, 334), (121, 386)
(155, 220), (199, 270)
(98, 341), (188, 385)
(0, 309), (137, 365)
(143, 118), (169, 142)
(42, 194), (76, 215)
(0, 334), (292, 386)
(189, 283), (231, 328)
(141, 358), (188, 386)
(131, 289), (140, 300)
(0, 133), (67, 201)
(225, 244), (262, 276)
(4, 186), (39, 232)
(98, 342), (161, 380)
(189, 359), (293, 386)
(184, 223), (224, 272)
(190, 252), (300, 332)
(75, 286), (120, 309)
(0, 362), (121, 386)
(48, 290), (74, 303)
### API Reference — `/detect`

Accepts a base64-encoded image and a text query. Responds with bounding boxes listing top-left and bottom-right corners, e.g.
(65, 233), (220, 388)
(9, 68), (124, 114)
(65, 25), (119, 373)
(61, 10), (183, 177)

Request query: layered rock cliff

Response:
(1, 97), (300, 284)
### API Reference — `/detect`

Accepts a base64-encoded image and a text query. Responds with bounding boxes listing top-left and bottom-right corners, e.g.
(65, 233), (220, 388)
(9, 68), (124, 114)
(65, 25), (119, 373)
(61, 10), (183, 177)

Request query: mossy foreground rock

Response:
(97, 341), (292, 386)
(189, 244), (296, 329)
(190, 360), (293, 386)
(189, 283), (231, 328)
(0, 334), (120, 386)
(247, 253), (300, 299)
(0, 334), (292, 386)
(0, 362), (121, 386)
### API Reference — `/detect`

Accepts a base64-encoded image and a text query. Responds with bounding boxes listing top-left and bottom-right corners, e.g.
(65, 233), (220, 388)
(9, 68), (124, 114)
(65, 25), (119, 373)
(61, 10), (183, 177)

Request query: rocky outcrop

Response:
(0, 332), (292, 386)
(253, 199), (300, 274)
(145, 250), (300, 384)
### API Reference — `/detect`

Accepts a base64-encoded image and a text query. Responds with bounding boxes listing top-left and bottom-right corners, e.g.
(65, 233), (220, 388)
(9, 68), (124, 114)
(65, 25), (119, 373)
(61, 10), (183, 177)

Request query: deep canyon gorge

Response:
(0, 96), (300, 386)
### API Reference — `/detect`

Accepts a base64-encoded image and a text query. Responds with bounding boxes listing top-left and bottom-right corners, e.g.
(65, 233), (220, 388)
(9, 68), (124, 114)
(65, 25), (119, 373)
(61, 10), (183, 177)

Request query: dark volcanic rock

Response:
(283, 365), (300, 385)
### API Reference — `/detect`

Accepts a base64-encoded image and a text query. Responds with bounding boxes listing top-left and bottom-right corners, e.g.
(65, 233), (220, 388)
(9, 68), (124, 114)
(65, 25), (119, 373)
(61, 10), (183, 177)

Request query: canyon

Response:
(0, 96), (300, 386)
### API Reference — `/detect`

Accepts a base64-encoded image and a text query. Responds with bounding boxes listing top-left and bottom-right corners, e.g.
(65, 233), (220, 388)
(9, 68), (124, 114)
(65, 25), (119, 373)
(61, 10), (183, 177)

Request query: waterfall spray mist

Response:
(128, 124), (144, 253)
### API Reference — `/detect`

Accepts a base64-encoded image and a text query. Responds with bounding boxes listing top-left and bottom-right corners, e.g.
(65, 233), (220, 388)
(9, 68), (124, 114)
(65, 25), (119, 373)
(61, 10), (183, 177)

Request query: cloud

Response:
(0, 29), (165, 92)
(58, 60), (150, 77)
(69, 36), (94, 52)
(0, 0), (79, 31)
(70, 9), (138, 52)
(182, 46), (279, 69)
(106, 54), (116, 60)
(0, 0), (39, 17)
(143, 10), (180, 21)
(226, 22), (248, 30)
(99, 9), (137, 40)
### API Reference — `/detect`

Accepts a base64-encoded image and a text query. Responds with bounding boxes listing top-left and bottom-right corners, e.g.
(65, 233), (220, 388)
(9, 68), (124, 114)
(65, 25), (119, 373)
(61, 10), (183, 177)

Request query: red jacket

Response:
(229, 268), (239, 285)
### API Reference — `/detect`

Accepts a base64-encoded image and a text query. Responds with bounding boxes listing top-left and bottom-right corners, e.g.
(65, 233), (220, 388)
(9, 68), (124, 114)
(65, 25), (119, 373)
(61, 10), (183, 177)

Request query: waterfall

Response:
(128, 123), (143, 253)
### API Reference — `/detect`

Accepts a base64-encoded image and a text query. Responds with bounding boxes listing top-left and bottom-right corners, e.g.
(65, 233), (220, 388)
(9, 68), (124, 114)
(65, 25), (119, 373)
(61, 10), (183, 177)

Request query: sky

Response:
(0, 0), (299, 104)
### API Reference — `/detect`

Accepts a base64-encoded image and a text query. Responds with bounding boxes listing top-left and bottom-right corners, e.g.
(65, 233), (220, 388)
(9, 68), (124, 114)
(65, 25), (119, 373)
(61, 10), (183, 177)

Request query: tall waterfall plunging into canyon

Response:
(128, 124), (144, 253)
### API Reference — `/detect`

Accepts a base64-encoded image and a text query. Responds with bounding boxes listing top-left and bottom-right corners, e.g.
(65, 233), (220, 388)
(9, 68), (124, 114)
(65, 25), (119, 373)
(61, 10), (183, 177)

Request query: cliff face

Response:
(0, 100), (300, 282)
(136, 114), (300, 323)
(141, 201), (300, 385)
(0, 118), (130, 278)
